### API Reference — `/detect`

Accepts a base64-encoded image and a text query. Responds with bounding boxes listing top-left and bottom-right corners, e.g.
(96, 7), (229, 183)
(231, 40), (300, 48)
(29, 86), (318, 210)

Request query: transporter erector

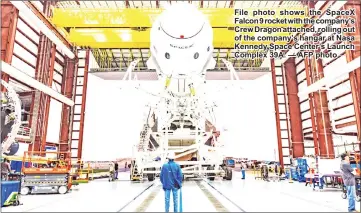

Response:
(128, 2), (236, 181)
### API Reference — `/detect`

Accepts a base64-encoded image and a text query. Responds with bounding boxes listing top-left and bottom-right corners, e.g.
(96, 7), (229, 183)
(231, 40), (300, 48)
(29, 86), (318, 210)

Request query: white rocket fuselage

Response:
(134, 3), (227, 177)
(146, 3), (217, 132)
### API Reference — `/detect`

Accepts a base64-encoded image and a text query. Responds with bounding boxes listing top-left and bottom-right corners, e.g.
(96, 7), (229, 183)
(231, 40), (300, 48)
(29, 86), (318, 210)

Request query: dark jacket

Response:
(160, 160), (183, 190)
(114, 163), (118, 170)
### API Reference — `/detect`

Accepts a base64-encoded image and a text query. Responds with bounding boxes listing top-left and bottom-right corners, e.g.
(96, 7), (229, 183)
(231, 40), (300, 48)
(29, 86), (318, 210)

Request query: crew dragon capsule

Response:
(146, 3), (216, 78)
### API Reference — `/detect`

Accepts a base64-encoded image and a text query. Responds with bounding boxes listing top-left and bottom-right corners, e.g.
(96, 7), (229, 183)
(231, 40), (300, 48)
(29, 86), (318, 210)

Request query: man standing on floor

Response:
(160, 151), (183, 212)
(1, 158), (11, 180)
(241, 162), (246, 179)
(114, 161), (119, 179)
(340, 153), (358, 212)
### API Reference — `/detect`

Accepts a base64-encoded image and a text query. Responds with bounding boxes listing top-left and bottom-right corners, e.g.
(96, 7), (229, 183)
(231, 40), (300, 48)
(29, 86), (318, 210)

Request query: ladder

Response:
(69, 49), (90, 161)
(274, 65), (292, 166)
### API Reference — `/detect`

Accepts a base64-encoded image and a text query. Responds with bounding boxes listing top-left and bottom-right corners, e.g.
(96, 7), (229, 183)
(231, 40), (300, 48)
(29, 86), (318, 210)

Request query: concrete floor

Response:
(2, 172), (360, 212)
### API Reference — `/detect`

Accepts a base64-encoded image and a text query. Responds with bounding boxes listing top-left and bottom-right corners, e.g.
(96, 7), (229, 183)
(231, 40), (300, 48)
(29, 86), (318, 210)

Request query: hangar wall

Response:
(82, 74), (277, 161)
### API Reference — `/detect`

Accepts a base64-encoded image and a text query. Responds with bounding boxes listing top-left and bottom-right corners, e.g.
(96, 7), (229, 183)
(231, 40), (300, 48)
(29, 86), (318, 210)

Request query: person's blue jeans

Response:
(346, 185), (356, 212)
(114, 170), (118, 179)
(165, 188), (179, 212)
(241, 170), (245, 179)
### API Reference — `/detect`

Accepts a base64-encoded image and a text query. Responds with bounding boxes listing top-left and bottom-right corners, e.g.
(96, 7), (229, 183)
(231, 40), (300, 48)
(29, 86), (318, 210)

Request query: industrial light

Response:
(10, 1), (75, 59)
(76, 29), (102, 33)
(1, 61), (74, 106)
(297, 56), (361, 97)
(84, 20), (99, 25)
(120, 32), (131, 41)
(93, 34), (107, 42)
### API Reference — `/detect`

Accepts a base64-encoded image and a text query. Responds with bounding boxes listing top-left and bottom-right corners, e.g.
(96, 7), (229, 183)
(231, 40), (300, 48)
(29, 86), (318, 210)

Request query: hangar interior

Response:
(1, 0), (360, 212)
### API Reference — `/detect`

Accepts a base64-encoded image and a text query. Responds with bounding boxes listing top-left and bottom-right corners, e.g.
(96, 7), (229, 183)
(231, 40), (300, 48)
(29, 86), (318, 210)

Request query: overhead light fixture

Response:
(84, 20), (99, 24)
(120, 32), (131, 42)
(76, 29), (102, 33)
(1, 61), (74, 106)
(110, 17), (125, 25)
(93, 34), (107, 42)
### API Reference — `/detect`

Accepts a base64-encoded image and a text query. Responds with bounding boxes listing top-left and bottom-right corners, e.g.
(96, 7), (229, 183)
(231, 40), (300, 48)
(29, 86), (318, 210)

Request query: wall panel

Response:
(46, 99), (62, 143)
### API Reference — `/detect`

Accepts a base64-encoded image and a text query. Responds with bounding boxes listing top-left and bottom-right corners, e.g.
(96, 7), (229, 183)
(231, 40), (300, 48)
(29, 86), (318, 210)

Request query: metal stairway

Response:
(130, 160), (142, 181)
(131, 107), (155, 180)
(137, 106), (155, 152)
(137, 124), (151, 152)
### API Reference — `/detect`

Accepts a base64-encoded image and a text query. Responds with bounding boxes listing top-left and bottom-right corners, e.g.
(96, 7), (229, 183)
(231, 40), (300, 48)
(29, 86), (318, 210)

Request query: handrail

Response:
(21, 151), (72, 173)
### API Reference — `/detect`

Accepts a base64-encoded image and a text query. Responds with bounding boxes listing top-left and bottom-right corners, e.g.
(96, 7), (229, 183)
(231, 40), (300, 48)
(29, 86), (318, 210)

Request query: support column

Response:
(59, 56), (78, 160)
(270, 58), (284, 167)
(344, 2), (361, 145)
(28, 1), (56, 154)
(304, 57), (320, 156)
(311, 57), (335, 159)
(1, 1), (18, 90)
(284, 58), (305, 157)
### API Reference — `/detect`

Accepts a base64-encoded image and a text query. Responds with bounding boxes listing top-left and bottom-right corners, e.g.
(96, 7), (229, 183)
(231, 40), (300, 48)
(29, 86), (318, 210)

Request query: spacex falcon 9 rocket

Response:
(130, 3), (234, 181)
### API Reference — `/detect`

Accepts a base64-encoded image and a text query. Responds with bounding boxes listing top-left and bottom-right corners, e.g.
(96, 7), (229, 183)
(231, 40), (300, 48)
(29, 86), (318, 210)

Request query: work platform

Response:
(2, 172), (358, 212)
(89, 67), (270, 81)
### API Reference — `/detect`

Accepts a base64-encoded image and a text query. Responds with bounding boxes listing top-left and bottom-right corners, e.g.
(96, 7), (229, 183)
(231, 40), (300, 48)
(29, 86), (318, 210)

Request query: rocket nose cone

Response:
(160, 3), (205, 39)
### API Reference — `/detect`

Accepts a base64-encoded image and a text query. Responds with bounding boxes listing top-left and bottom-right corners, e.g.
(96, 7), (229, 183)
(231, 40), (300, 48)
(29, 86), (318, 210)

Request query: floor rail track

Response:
(116, 183), (155, 212)
(201, 179), (247, 212)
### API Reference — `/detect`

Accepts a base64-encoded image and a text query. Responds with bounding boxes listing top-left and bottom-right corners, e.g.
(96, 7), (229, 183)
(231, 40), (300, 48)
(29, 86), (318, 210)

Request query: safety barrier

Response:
(21, 151), (72, 173)
(23, 181), (66, 185)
